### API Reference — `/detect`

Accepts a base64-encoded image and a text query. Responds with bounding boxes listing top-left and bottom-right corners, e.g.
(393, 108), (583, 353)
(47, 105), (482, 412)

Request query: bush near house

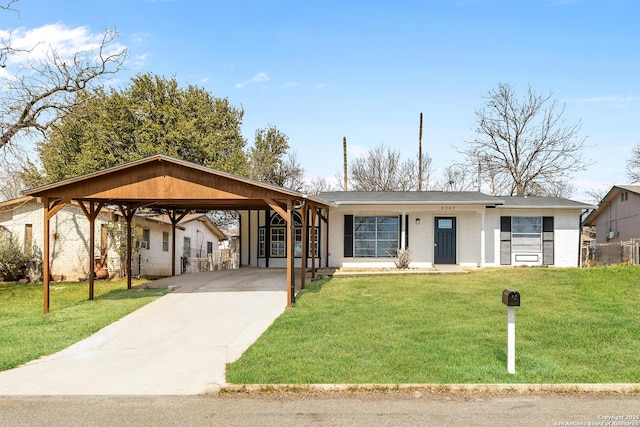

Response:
(0, 234), (30, 281)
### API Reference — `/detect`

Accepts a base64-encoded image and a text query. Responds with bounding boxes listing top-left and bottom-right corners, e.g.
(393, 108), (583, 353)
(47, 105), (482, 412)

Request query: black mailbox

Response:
(502, 289), (520, 306)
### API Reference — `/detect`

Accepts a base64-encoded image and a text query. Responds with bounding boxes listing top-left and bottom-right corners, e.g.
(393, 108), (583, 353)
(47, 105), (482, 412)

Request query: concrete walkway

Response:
(0, 269), (287, 396)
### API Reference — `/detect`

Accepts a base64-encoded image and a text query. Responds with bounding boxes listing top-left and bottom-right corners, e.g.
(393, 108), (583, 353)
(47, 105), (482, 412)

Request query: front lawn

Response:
(227, 266), (640, 384)
(0, 279), (170, 371)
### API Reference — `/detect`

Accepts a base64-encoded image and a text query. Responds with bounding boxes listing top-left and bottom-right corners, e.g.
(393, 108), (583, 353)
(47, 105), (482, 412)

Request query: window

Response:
(308, 227), (319, 258)
(621, 192), (629, 202)
(501, 216), (554, 265)
(267, 212), (306, 258)
(353, 216), (399, 258)
(294, 227), (303, 257)
(511, 217), (542, 252)
(162, 231), (169, 252)
(142, 228), (150, 250)
(270, 228), (286, 257)
(207, 241), (213, 255)
(24, 224), (33, 255)
(258, 228), (265, 257)
(183, 236), (191, 258)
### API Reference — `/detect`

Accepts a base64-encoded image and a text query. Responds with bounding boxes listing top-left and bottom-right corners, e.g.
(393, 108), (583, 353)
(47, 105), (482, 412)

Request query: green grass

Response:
(227, 266), (640, 384)
(0, 279), (170, 371)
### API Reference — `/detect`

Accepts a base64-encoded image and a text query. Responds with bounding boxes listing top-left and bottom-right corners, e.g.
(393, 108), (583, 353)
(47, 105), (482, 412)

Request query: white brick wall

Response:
(2, 199), (124, 280)
(485, 208), (582, 268)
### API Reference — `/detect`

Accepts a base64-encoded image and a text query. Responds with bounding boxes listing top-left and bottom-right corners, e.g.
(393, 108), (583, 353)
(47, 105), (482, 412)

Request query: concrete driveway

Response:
(0, 269), (287, 395)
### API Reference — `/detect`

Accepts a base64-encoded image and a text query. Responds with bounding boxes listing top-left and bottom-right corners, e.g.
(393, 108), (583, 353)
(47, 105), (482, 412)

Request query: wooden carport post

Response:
(168, 209), (190, 276)
(264, 198), (295, 307)
(41, 197), (70, 314)
(300, 203), (308, 290)
(118, 205), (138, 290)
(78, 201), (104, 300)
(310, 205), (317, 280)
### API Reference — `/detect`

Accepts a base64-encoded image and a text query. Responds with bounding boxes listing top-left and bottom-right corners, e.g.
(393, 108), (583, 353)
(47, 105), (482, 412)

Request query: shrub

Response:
(0, 234), (30, 281)
(392, 248), (413, 269)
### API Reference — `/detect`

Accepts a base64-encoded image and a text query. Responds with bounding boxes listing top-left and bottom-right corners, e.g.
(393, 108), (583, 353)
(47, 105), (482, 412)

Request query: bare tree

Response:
(625, 143), (640, 183)
(303, 176), (341, 195)
(0, 158), (23, 200)
(275, 152), (305, 191)
(464, 83), (587, 196)
(0, 17), (127, 151)
(349, 143), (433, 191)
(584, 186), (610, 205)
(437, 162), (476, 191)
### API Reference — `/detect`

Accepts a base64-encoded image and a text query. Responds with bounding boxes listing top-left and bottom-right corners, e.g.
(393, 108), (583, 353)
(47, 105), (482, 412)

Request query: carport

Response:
(24, 155), (330, 313)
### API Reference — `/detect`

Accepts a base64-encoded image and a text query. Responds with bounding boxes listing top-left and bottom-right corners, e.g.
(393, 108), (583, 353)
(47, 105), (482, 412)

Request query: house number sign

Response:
(441, 206), (455, 211)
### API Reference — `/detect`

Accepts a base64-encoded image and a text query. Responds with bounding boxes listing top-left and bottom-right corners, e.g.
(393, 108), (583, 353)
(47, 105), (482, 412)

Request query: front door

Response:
(434, 217), (456, 264)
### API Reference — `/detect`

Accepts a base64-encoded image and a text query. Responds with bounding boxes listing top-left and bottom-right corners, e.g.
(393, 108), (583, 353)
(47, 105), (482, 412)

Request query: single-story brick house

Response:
(240, 191), (595, 269)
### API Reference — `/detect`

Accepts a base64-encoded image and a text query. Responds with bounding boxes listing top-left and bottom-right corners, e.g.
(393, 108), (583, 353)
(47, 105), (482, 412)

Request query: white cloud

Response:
(283, 81), (298, 88)
(2, 22), (127, 67)
(131, 53), (150, 69)
(130, 32), (151, 45)
(315, 82), (331, 89)
(235, 72), (269, 88)
(199, 76), (210, 83)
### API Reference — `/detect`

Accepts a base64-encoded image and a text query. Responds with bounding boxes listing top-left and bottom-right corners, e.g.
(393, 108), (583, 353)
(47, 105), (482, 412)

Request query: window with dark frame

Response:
(353, 216), (399, 258)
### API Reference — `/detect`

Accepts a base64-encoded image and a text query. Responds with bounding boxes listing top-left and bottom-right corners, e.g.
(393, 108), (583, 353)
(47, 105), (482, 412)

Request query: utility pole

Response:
(418, 113), (423, 191)
(343, 136), (348, 191)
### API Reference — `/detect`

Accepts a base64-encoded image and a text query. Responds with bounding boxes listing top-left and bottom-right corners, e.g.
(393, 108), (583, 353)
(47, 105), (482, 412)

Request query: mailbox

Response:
(502, 289), (520, 307)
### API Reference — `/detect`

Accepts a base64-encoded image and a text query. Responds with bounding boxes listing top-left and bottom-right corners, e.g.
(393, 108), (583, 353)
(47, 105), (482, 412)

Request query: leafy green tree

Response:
(37, 73), (247, 182)
(247, 125), (305, 190)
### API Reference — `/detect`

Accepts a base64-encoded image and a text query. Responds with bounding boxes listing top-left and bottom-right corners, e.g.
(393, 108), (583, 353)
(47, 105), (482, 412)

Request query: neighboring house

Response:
(0, 197), (122, 281)
(0, 197), (227, 281)
(239, 192), (594, 269)
(133, 212), (227, 276)
(583, 185), (640, 243)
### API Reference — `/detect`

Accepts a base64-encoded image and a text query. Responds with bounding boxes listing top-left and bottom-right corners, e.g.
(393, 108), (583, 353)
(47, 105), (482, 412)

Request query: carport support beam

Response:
(287, 200), (295, 307)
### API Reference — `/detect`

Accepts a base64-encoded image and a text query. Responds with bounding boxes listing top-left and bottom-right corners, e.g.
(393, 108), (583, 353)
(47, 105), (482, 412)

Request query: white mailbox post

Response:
(502, 289), (520, 374)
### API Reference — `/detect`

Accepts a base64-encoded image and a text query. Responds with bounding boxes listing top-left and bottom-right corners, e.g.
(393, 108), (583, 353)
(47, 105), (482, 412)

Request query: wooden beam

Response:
(77, 201), (105, 300)
(43, 198), (50, 314)
(118, 205), (137, 290)
(325, 209), (330, 268)
(300, 203), (308, 290)
(46, 198), (70, 219)
(264, 198), (287, 220)
(311, 206), (317, 279)
(168, 209), (190, 276)
(286, 199), (293, 307)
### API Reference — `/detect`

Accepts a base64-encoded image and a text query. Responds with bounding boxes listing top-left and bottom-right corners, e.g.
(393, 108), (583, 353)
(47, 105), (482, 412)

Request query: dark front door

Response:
(434, 217), (456, 264)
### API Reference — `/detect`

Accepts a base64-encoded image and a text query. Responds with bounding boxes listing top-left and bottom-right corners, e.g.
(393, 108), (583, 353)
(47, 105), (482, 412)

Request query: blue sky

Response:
(3, 0), (639, 202)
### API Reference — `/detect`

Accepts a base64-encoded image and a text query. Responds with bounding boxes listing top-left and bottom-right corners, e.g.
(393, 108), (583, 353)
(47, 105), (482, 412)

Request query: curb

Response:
(220, 383), (640, 394)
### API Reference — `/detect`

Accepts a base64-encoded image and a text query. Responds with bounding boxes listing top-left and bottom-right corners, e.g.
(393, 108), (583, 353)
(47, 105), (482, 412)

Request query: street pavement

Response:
(0, 392), (638, 426)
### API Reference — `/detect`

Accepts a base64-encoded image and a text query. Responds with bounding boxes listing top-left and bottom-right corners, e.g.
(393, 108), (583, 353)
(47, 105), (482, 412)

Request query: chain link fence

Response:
(181, 249), (239, 273)
(582, 240), (640, 266)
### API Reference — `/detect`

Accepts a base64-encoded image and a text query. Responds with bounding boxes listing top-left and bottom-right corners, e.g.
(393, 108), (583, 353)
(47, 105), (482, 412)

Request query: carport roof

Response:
(24, 155), (330, 211)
